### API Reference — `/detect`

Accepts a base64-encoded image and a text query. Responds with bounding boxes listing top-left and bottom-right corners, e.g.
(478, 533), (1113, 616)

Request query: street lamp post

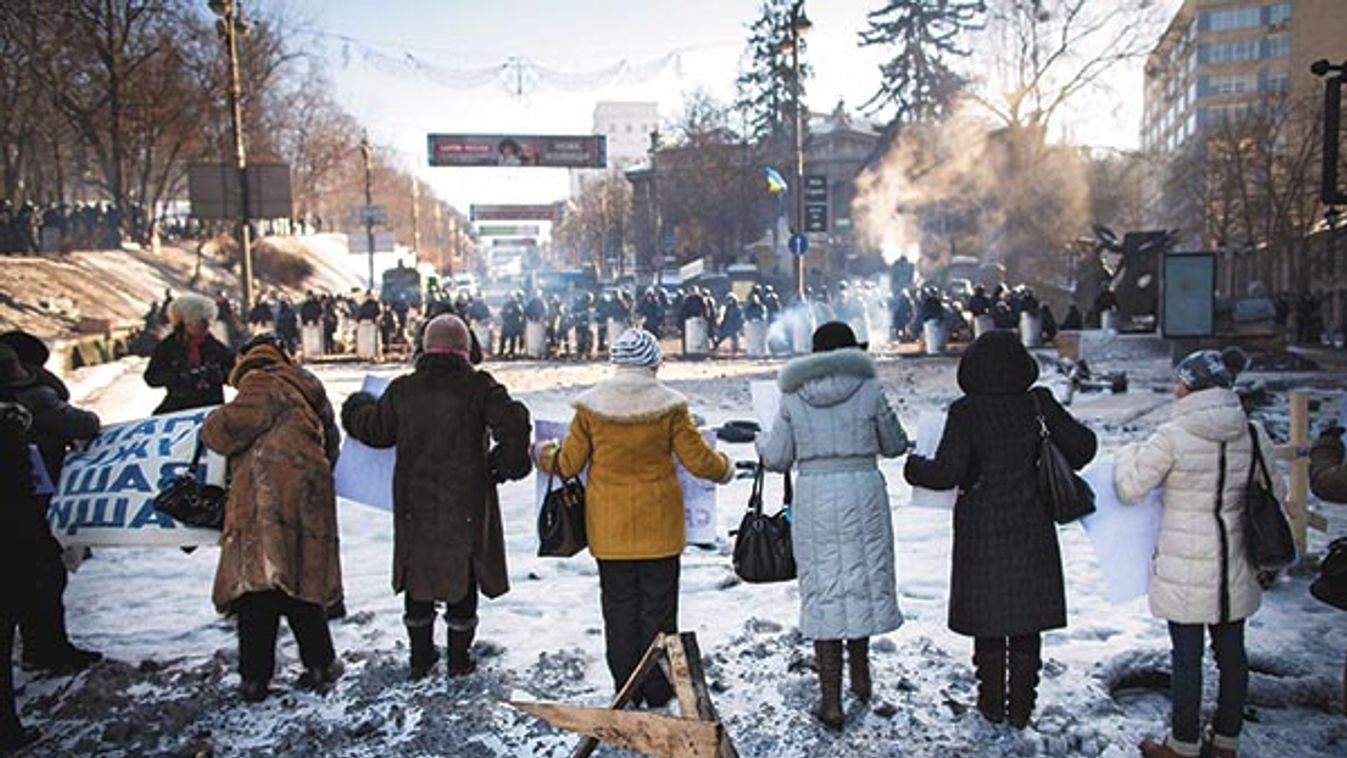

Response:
(209, 0), (254, 310)
(786, 1), (812, 301)
(649, 128), (662, 288)
(359, 131), (376, 291)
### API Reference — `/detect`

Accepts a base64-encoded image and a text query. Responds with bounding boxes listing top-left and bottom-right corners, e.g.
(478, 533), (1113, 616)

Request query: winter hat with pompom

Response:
(609, 328), (662, 368)
(1176, 347), (1248, 391)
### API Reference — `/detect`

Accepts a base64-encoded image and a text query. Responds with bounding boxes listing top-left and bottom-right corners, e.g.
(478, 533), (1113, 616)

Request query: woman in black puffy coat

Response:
(904, 330), (1096, 729)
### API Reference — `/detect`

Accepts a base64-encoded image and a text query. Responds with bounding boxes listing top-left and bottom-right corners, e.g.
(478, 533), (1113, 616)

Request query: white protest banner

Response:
(750, 380), (782, 431)
(1079, 461), (1163, 605)
(332, 374), (394, 511)
(909, 410), (957, 510)
(48, 407), (223, 547)
(535, 418), (719, 546)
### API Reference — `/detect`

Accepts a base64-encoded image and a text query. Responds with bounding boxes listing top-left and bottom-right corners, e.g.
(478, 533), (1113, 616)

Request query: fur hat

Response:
(168, 294), (218, 327)
(423, 314), (471, 356)
(1176, 347), (1248, 392)
(609, 329), (662, 368)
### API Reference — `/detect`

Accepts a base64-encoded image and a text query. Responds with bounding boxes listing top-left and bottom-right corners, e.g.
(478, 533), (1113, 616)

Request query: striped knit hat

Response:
(609, 328), (662, 368)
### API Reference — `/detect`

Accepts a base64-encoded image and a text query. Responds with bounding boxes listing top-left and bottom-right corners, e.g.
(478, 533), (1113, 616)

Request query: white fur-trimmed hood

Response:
(573, 366), (688, 423)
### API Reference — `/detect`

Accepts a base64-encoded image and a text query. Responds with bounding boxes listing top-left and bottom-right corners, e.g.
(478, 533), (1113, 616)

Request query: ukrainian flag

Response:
(763, 166), (788, 195)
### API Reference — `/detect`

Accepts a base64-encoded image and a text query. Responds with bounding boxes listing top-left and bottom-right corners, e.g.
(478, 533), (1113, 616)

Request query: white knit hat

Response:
(609, 328), (662, 368)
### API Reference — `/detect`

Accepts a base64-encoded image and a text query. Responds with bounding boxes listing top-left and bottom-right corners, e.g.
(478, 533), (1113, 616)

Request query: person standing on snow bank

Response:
(201, 334), (344, 703)
(144, 293), (233, 415)
(342, 314), (532, 680)
(904, 330), (1096, 730)
(535, 329), (732, 709)
(0, 402), (45, 753)
(0, 341), (103, 675)
(1114, 348), (1279, 758)
(756, 322), (908, 731)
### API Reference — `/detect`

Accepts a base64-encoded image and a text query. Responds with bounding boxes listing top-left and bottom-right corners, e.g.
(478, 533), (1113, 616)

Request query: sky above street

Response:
(292, 0), (1184, 215)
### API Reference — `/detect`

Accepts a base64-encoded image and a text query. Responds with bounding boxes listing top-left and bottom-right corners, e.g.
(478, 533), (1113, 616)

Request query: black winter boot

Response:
(972, 651), (1007, 724)
(813, 641), (844, 730)
(406, 619), (438, 680)
(446, 616), (477, 677)
(1007, 652), (1041, 729)
(846, 638), (872, 702)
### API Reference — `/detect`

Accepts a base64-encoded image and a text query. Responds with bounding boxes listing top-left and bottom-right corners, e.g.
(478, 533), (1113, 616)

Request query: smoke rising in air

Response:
(850, 105), (1091, 289)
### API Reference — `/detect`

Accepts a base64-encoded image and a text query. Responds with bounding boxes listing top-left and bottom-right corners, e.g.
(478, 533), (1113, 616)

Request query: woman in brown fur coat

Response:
(201, 334), (343, 703)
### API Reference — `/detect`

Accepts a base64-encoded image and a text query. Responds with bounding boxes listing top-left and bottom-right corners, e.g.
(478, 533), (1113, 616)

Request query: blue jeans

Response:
(1168, 620), (1247, 744)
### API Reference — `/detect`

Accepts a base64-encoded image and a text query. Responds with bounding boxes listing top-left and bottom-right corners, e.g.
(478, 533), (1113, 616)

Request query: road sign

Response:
(789, 233), (809, 255)
(188, 163), (293, 220)
(804, 204), (828, 233)
(470, 204), (562, 222)
(477, 224), (540, 236)
(355, 205), (387, 225)
(659, 225), (675, 254)
(804, 174), (828, 233)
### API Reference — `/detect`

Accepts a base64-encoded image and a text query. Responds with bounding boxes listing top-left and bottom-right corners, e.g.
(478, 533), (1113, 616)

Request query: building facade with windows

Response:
(1142, 0), (1346, 325)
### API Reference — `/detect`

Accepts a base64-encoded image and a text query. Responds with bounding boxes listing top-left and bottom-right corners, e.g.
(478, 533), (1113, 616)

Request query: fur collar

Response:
(574, 366), (688, 423)
(778, 348), (876, 394)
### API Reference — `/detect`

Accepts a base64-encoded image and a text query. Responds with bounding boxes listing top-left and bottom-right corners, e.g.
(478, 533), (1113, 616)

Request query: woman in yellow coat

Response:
(538, 328), (732, 707)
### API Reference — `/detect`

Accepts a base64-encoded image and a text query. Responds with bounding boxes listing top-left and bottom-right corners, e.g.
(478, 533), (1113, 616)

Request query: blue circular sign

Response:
(788, 233), (809, 255)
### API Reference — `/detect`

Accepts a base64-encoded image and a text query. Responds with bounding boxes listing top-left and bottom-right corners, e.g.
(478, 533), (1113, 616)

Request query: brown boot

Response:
(813, 641), (844, 730)
(846, 638), (871, 702)
(1205, 729), (1239, 758)
(972, 650), (1006, 724)
(1138, 736), (1200, 758)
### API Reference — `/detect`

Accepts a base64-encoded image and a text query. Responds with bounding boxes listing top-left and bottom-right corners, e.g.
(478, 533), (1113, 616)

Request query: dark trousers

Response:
(235, 590), (335, 684)
(1168, 620), (1247, 744)
(403, 575), (479, 629)
(597, 557), (679, 706)
(18, 527), (71, 663)
(974, 634), (1041, 658)
(1, 604), (19, 735)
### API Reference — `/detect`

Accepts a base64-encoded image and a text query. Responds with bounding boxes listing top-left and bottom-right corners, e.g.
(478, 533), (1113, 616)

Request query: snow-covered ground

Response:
(16, 346), (1347, 757)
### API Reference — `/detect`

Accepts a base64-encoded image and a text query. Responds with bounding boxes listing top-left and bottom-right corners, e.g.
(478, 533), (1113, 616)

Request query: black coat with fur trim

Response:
(904, 331), (1097, 637)
(341, 353), (532, 603)
(144, 328), (234, 415)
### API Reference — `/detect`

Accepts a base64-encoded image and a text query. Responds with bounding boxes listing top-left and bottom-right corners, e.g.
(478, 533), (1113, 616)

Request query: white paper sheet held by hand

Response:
(751, 380), (782, 431)
(1079, 460), (1162, 605)
(909, 410), (957, 510)
(333, 374), (395, 511)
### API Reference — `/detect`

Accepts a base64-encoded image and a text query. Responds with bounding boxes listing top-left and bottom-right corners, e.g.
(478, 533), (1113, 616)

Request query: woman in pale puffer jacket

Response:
(1114, 348), (1285, 758)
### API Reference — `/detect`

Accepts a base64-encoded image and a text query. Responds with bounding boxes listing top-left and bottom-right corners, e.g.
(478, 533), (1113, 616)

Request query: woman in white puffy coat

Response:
(1114, 348), (1286, 758)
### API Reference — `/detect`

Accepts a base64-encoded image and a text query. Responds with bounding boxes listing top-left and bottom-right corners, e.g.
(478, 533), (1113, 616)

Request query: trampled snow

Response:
(17, 350), (1347, 757)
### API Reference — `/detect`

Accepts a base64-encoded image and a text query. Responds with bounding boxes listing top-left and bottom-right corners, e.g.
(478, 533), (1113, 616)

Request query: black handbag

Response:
(152, 437), (226, 530)
(731, 461), (796, 583)
(1244, 424), (1297, 572)
(1032, 393), (1096, 524)
(1310, 537), (1347, 611)
(537, 445), (587, 558)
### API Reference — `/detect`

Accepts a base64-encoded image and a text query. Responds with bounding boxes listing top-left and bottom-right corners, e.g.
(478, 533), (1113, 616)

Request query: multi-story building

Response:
(1141, 0), (1347, 323)
(569, 101), (659, 197)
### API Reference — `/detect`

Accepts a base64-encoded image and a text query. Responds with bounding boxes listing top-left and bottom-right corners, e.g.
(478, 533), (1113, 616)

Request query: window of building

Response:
(1266, 68), (1290, 93)
(1203, 6), (1261, 33)
(1263, 35), (1290, 59)
(1267, 3), (1292, 27)
(1202, 39), (1260, 64)
(1208, 73), (1258, 96)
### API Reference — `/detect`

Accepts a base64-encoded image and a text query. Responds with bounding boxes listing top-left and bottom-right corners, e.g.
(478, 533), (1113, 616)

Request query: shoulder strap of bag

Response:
(783, 468), (794, 507)
(749, 460), (765, 515)
(1031, 390), (1051, 439)
(1246, 422), (1271, 490)
(189, 433), (206, 473)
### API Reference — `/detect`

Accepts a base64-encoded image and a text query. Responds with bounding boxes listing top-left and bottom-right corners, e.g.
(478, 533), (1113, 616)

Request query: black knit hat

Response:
(812, 321), (868, 353)
(0, 344), (35, 387)
(957, 330), (1039, 395)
